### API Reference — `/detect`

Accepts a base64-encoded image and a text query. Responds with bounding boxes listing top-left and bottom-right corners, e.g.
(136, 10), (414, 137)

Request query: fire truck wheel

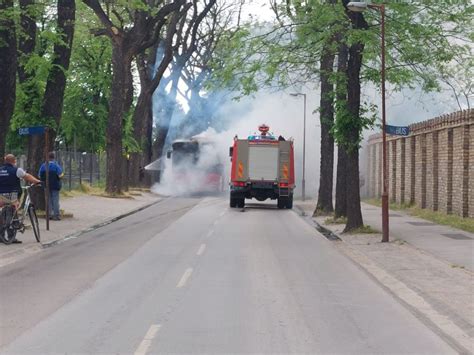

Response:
(277, 198), (286, 209)
(286, 196), (293, 209)
(230, 198), (237, 208)
(237, 198), (245, 208)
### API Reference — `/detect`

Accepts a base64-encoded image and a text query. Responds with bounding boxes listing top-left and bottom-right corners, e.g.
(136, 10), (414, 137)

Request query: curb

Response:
(0, 198), (164, 268)
(293, 205), (341, 241)
(42, 198), (164, 248)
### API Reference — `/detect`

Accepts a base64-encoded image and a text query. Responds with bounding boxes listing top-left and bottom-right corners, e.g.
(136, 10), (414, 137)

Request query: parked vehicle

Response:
(166, 136), (224, 193)
(229, 124), (295, 209)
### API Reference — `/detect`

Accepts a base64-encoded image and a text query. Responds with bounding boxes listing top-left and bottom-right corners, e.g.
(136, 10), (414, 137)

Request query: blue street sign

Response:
(18, 126), (46, 136)
(385, 125), (410, 136)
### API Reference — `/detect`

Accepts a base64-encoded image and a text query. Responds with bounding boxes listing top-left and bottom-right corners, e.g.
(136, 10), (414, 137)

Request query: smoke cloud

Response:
(152, 90), (321, 198)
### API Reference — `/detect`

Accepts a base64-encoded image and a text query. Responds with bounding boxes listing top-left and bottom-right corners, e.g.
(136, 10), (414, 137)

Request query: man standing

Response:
(0, 154), (41, 243)
(39, 152), (64, 221)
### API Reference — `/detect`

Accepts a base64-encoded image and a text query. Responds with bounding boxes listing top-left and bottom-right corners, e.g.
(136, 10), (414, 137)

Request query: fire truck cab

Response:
(229, 124), (295, 209)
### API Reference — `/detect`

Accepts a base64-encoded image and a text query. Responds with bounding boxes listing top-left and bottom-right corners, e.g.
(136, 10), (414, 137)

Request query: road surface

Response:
(0, 196), (455, 354)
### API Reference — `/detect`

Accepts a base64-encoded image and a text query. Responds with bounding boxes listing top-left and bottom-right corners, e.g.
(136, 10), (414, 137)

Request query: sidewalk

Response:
(0, 192), (162, 268)
(294, 199), (474, 354)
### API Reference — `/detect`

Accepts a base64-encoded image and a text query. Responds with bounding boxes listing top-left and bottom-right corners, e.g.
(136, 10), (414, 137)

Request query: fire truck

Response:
(229, 124), (295, 209)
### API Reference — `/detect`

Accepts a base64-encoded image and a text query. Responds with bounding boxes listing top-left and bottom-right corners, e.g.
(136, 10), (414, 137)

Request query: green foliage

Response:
(122, 109), (140, 154)
(61, 3), (111, 152)
(212, 0), (473, 145)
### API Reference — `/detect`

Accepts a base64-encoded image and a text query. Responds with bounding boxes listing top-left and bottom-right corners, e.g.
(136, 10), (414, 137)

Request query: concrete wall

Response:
(366, 109), (474, 217)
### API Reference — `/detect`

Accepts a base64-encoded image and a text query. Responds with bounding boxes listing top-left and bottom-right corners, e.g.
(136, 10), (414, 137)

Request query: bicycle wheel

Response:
(0, 206), (17, 244)
(28, 205), (40, 243)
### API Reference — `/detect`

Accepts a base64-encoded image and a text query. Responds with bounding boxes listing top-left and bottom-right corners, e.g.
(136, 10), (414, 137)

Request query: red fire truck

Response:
(229, 124), (295, 209)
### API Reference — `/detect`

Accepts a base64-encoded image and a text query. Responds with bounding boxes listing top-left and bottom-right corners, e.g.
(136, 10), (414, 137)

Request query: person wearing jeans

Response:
(39, 152), (64, 221)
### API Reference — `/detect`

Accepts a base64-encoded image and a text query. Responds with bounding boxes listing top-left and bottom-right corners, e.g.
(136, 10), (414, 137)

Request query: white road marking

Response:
(219, 210), (226, 217)
(206, 230), (214, 238)
(196, 243), (206, 256)
(134, 324), (161, 355)
(176, 268), (193, 288)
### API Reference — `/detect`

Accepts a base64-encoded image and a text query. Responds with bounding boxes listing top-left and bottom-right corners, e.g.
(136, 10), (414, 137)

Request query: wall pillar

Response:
(415, 134), (427, 209)
(453, 126), (470, 217)
(426, 133), (434, 210)
(397, 138), (405, 204)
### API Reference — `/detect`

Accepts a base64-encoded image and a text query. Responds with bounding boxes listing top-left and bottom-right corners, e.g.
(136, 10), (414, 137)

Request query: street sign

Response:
(385, 125), (409, 136)
(18, 126), (46, 136)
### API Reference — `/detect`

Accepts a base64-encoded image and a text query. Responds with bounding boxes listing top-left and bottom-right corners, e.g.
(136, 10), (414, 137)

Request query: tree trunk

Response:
(41, 0), (75, 134)
(0, 0), (17, 159)
(335, 41), (349, 218)
(17, 0), (36, 84)
(315, 48), (336, 215)
(344, 131), (362, 231)
(335, 147), (347, 218)
(105, 46), (130, 194)
(129, 90), (153, 187)
(343, 39), (365, 232)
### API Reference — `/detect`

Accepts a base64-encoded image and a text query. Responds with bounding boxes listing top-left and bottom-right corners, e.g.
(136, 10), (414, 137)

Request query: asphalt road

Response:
(0, 196), (455, 354)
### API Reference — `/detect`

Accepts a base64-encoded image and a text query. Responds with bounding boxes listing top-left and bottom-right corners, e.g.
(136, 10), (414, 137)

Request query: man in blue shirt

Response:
(39, 152), (64, 221)
(0, 154), (41, 243)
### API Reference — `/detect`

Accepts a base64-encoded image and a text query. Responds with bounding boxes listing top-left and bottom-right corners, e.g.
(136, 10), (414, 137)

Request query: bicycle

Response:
(0, 184), (41, 244)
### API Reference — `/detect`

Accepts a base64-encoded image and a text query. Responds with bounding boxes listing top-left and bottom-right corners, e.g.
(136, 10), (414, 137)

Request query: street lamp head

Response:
(290, 93), (300, 97)
(347, 1), (368, 12)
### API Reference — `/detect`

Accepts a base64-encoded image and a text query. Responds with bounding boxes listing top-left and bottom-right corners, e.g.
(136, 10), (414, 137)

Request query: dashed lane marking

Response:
(134, 324), (161, 355)
(196, 244), (206, 256)
(206, 230), (214, 238)
(219, 210), (226, 217)
(176, 268), (193, 288)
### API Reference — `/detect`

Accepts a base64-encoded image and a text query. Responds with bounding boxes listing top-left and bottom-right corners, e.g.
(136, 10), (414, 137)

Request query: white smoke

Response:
(152, 90), (321, 198)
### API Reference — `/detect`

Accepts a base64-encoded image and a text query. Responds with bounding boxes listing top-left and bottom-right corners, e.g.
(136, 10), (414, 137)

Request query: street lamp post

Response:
(290, 93), (307, 201)
(347, 2), (389, 242)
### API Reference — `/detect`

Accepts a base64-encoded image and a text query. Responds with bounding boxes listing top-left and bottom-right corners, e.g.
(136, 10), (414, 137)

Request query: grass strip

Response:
(364, 199), (474, 234)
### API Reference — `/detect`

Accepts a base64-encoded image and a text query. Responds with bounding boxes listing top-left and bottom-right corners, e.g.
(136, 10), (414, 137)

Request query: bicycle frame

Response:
(0, 185), (40, 244)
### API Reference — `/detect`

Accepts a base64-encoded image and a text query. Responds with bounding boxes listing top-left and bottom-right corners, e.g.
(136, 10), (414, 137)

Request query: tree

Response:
(0, 1), (17, 159)
(128, 0), (217, 187)
(334, 42), (349, 219)
(339, 2), (367, 231)
(82, 0), (189, 194)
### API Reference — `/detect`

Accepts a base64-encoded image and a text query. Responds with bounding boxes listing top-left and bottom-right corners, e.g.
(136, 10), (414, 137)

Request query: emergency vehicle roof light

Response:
(258, 124), (270, 136)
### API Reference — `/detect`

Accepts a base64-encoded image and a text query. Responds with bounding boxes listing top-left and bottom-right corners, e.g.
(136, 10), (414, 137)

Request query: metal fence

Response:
(12, 150), (106, 190)
(56, 151), (105, 190)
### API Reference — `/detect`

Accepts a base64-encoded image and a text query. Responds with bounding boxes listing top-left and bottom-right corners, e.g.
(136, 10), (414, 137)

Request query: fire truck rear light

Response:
(279, 182), (289, 188)
(233, 181), (246, 187)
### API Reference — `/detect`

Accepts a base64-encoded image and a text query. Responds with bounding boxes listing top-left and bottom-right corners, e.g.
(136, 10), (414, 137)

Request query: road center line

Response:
(196, 243), (206, 256)
(134, 324), (161, 355)
(176, 268), (193, 288)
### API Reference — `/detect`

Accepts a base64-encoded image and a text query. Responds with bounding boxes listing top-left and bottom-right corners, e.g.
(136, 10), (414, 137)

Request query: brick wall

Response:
(366, 109), (474, 218)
